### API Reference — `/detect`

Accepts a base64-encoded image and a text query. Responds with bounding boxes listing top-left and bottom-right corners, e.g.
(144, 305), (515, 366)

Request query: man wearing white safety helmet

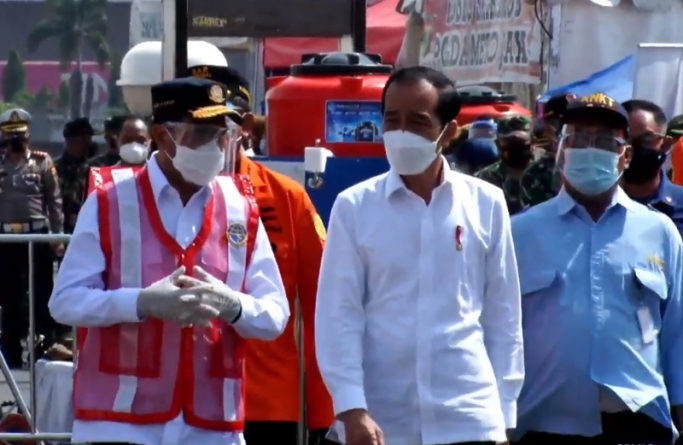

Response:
(49, 77), (289, 445)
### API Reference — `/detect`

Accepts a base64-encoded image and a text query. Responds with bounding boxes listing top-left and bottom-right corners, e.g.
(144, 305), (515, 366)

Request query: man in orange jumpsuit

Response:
(189, 64), (334, 445)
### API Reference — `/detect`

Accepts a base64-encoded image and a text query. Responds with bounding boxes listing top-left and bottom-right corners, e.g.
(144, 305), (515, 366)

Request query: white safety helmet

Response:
(117, 40), (228, 116)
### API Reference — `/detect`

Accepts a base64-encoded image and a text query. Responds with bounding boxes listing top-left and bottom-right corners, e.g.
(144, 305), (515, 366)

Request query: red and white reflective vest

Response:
(74, 166), (259, 431)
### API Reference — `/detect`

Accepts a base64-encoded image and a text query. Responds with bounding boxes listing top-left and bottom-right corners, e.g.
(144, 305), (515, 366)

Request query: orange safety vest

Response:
(240, 156), (334, 428)
(75, 166), (259, 431)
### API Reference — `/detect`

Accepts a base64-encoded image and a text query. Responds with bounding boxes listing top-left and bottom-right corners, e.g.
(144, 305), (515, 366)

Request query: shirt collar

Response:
(385, 156), (451, 199)
(652, 172), (677, 207)
(555, 185), (639, 216)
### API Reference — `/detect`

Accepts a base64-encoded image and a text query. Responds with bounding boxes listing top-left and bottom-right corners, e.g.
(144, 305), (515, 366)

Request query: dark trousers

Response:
(514, 411), (672, 445)
(245, 421), (335, 445)
(0, 228), (63, 367)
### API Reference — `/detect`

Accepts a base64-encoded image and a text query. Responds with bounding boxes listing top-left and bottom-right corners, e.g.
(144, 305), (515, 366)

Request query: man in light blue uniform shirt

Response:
(512, 93), (683, 445)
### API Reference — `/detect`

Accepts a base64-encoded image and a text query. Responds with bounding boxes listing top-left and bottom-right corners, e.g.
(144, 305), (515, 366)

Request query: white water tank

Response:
(117, 40), (228, 116)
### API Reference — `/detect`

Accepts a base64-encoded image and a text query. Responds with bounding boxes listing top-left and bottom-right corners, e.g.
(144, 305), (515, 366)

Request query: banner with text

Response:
(419, 0), (542, 84)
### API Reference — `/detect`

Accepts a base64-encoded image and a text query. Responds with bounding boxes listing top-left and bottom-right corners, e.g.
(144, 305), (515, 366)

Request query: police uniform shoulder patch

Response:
(313, 214), (326, 241)
(30, 150), (47, 159)
(227, 222), (248, 247)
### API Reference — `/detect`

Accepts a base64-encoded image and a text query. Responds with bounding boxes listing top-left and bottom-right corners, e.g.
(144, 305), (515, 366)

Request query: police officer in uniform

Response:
(0, 108), (64, 368)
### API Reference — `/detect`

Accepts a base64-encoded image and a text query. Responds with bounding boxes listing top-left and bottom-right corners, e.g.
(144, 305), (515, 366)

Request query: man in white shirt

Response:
(49, 77), (289, 445)
(315, 66), (524, 445)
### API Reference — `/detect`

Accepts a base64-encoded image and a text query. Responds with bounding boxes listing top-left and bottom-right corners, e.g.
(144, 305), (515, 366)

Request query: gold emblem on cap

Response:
(209, 85), (224, 104)
(9, 112), (20, 122)
(582, 93), (614, 108)
(192, 66), (210, 79)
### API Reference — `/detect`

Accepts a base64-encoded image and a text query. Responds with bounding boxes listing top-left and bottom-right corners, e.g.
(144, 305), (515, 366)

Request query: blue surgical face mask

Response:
(562, 147), (623, 196)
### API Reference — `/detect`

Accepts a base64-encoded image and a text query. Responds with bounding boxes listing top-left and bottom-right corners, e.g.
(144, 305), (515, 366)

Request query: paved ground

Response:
(0, 368), (31, 408)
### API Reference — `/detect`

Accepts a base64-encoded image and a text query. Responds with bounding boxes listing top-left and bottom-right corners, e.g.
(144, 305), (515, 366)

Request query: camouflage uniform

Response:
(86, 151), (120, 168)
(520, 154), (562, 207)
(518, 93), (574, 208)
(476, 162), (526, 214)
(54, 153), (89, 234)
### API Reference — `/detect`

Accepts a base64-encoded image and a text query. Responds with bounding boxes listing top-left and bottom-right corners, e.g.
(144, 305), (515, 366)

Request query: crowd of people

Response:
(0, 61), (681, 445)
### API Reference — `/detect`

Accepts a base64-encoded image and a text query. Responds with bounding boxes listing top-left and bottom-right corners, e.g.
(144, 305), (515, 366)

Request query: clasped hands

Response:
(136, 265), (243, 326)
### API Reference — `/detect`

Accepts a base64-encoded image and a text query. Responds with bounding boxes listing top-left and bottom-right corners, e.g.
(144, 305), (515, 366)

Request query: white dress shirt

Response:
(315, 159), (524, 445)
(49, 155), (289, 445)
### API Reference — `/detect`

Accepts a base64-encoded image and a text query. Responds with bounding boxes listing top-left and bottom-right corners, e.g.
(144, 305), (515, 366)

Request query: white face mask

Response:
(119, 142), (149, 165)
(383, 130), (441, 175)
(171, 142), (225, 186)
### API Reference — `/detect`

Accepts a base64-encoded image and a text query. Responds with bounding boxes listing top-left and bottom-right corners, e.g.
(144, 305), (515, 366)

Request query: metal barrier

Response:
(0, 233), (310, 445)
(0, 233), (71, 444)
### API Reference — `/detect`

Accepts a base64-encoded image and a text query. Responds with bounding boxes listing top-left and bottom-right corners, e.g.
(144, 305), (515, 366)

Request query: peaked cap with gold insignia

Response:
(151, 77), (241, 124)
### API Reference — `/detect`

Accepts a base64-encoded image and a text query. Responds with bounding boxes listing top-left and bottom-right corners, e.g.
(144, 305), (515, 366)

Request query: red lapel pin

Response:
(455, 225), (464, 251)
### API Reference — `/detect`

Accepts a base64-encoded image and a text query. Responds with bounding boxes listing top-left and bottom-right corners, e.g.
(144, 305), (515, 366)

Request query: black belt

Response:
(0, 220), (47, 233)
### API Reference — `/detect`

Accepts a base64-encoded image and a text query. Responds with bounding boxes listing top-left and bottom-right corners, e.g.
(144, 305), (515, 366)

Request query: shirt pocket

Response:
(520, 269), (562, 329)
(520, 269), (559, 296)
(632, 266), (668, 333)
(18, 172), (40, 193)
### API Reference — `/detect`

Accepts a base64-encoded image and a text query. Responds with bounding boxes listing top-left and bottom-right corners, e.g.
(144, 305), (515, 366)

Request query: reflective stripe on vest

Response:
(74, 166), (259, 431)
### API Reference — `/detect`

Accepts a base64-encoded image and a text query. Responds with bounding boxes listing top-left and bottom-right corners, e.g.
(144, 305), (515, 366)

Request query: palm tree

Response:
(27, 0), (111, 118)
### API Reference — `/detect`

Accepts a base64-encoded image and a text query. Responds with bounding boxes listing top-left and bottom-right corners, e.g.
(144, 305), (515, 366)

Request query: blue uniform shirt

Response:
(511, 187), (683, 439)
(630, 173), (683, 235)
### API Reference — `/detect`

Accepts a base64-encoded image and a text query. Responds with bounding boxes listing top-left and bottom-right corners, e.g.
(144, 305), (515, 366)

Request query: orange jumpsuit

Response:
(240, 155), (334, 429)
(672, 138), (683, 186)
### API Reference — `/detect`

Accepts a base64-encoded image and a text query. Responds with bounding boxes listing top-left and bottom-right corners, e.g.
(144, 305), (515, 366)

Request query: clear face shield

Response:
(163, 117), (242, 178)
(555, 124), (627, 173)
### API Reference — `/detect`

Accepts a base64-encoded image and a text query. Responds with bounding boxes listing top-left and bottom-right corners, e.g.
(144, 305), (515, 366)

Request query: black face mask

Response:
(623, 144), (667, 184)
(501, 141), (533, 168)
(7, 137), (25, 153)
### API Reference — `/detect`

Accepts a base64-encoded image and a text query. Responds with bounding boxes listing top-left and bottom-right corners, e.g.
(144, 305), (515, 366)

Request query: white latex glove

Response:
(136, 266), (209, 324)
(175, 266), (243, 323)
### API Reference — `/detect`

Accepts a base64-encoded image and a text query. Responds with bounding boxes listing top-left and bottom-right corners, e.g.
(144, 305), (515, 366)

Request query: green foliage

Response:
(108, 50), (123, 108)
(57, 80), (70, 109)
(32, 86), (55, 108)
(27, 0), (111, 70)
(0, 102), (20, 114)
(2, 51), (27, 102)
(83, 76), (94, 119)
(12, 90), (34, 107)
(69, 69), (83, 118)
(108, 105), (129, 116)
(27, 0), (111, 117)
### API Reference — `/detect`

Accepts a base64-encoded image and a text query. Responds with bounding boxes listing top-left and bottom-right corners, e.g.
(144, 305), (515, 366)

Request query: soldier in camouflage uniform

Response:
(519, 94), (575, 208)
(54, 118), (93, 234)
(87, 115), (126, 167)
(475, 116), (533, 214)
(0, 109), (64, 367)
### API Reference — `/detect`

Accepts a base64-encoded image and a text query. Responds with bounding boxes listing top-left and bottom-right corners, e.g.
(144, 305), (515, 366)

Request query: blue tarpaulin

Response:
(540, 56), (635, 103)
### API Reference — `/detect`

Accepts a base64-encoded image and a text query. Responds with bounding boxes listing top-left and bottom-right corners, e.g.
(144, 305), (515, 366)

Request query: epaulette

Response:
(29, 150), (48, 159)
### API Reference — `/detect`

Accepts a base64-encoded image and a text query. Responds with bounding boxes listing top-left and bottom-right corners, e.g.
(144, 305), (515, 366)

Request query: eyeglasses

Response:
(631, 132), (667, 149)
(560, 131), (626, 152)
